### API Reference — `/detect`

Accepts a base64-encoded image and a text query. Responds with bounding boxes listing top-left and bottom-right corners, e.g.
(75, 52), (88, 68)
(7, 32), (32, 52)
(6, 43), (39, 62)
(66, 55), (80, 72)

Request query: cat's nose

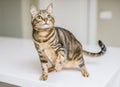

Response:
(43, 18), (48, 23)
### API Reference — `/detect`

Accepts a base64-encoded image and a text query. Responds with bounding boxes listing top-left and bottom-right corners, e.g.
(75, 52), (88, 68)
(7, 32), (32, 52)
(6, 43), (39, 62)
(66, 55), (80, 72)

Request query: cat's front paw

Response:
(40, 75), (48, 81)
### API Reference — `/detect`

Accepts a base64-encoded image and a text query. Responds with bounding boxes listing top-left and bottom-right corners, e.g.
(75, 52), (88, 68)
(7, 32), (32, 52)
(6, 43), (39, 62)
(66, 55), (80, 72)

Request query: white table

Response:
(0, 37), (120, 87)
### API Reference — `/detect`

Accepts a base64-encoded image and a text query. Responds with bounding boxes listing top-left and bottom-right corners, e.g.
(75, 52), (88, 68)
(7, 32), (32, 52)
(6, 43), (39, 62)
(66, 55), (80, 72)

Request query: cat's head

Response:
(30, 3), (55, 31)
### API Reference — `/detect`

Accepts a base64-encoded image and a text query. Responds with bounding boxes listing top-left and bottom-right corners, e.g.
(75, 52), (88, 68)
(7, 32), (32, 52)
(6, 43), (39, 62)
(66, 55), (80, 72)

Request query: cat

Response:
(30, 3), (106, 80)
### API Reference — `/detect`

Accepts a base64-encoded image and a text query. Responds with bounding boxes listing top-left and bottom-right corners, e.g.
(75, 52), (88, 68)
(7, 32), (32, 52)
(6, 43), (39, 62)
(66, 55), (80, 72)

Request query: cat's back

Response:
(55, 27), (80, 43)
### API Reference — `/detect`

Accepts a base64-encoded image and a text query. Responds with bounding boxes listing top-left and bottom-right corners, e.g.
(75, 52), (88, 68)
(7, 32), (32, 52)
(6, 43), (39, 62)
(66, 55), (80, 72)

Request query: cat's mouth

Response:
(37, 22), (53, 29)
(43, 22), (49, 25)
(40, 23), (50, 28)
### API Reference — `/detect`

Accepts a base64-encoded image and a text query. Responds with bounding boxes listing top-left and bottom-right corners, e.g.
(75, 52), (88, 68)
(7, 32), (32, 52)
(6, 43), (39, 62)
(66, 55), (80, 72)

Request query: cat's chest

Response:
(38, 42), (57, 64)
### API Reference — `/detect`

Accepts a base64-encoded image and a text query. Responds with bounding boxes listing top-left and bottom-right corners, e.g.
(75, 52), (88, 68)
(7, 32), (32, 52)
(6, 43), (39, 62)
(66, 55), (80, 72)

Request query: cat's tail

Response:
(83, 40), (106, 57)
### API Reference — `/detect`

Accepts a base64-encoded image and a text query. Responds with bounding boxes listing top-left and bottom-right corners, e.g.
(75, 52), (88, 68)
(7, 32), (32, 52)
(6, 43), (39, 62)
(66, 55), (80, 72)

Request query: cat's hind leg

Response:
(78, 57), (89, 77)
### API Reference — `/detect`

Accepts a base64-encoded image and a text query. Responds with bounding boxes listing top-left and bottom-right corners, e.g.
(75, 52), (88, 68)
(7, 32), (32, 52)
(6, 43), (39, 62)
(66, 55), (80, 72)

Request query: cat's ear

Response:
(30, 5), (38, 17)
(46, 3), (53, 15)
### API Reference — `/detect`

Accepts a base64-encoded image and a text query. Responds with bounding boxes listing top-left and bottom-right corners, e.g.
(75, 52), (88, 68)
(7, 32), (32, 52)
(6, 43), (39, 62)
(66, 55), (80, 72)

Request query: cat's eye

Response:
(37, 15), (42, 19)
(47, 15), (51, 18)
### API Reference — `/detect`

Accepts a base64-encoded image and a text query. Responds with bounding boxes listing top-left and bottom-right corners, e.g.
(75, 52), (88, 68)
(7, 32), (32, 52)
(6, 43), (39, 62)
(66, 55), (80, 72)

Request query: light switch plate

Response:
(100, 11), (112, 20)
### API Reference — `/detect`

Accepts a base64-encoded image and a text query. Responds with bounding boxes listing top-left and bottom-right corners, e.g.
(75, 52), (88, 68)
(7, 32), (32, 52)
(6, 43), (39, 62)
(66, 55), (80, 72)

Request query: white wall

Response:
(97, 0), (120, 47)
(0, 0), (33, 38)
(0, 0), (23, 38)
(0, 0), (98, 44)
(88, 0), (97, 44)
(39, 0), (88, 44)
(0, 2), (2, 35)
(21, 0), (32, 39)
(0, 0), (4, 36)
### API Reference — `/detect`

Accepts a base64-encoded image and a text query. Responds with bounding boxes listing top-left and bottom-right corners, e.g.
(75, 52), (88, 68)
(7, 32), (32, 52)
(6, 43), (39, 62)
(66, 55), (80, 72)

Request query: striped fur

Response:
(30, 3), (106, 80)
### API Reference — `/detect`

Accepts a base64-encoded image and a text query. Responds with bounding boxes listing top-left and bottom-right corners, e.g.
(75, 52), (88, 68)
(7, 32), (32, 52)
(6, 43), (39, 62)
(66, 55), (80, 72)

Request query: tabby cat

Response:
(30, 3), (106, 80)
